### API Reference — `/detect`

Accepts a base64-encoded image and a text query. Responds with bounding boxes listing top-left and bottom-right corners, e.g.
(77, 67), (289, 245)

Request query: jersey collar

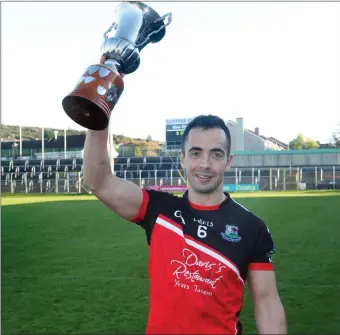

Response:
(182, 191), (231, 211)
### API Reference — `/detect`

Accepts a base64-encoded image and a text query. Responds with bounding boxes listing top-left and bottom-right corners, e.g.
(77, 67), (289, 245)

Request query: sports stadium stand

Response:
(2, 124), (340, 194)
(1, 154), (339, 194)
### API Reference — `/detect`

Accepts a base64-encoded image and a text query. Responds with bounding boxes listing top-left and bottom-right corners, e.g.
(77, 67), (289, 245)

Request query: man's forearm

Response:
(254, 295), (287, 335)
(83, 129), (111, 191)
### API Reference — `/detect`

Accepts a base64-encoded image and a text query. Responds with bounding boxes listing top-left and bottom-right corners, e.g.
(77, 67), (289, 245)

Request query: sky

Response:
(2, 1), (340, 144)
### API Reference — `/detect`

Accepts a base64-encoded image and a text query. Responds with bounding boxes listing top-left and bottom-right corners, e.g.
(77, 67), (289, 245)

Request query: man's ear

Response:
(225, 155), (233, 171)
(179, 150), (185, 169)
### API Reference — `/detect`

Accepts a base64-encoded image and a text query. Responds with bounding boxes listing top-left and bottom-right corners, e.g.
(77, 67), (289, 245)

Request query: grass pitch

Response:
(2, 190), (340, 334)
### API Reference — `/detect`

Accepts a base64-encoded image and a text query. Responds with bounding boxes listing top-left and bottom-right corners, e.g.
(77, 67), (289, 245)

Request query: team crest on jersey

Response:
(221, 224), (242, 242)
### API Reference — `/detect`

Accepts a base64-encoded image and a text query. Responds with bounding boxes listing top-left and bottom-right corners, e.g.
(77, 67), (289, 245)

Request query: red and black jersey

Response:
(132, 190), (275, 335)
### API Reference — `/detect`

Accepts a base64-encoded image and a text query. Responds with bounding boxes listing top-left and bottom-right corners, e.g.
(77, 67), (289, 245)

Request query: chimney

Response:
(236, 117), (244, 151)
(255, 127), (259, 136)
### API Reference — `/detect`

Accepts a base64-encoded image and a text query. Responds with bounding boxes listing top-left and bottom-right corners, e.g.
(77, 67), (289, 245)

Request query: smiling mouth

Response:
(196, 174), (214, 180)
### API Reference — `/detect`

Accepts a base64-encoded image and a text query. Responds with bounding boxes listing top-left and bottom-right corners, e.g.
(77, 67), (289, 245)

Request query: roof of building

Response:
(225, 120), (288, 149)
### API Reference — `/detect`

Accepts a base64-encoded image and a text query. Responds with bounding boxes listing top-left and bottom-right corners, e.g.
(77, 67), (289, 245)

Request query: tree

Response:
(289, 134), (304, 149)
(134, 145), (142, 157)
(331, 124), (340, 147)
(303, 138), (320, 149)
(44, 129), (55, 142)
(146, 135), (152, 142)
(289, 134), (319, 149)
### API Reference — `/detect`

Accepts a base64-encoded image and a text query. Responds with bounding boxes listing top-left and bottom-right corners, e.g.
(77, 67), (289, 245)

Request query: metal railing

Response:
(1, 166), (339, 194)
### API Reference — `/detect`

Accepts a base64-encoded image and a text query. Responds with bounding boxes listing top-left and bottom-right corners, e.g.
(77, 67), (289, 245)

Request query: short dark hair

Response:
(181, 115), (231, 157)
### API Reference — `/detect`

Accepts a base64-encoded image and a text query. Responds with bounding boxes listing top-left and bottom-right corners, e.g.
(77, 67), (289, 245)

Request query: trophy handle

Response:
(103, 12), (172, 45)
(135, 13), (172, 48)
(104, 23), (118, 39)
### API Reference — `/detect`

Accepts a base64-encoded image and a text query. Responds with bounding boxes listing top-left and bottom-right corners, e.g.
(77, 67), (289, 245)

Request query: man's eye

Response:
(214, 152), (222, 158)
(191, 152), (200, 157)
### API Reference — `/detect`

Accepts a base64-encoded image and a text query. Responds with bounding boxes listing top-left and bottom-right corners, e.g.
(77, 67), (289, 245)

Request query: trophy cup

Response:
(62, 1), (172, 130)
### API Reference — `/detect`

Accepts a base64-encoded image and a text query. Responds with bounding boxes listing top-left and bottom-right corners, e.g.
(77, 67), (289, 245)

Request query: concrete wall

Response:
(226, 121), (265, 152)
(231, 151), (340, 168)
(235, 118), (244, 151)
(245, 131), (265, 151)
(226, 122), (237, 153)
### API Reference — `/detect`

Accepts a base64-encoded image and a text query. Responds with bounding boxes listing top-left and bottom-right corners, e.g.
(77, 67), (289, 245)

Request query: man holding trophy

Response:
(62, 2), (287, 334)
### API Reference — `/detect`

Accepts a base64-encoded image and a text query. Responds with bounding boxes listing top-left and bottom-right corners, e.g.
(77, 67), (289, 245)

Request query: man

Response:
(83, 114), (287, 334)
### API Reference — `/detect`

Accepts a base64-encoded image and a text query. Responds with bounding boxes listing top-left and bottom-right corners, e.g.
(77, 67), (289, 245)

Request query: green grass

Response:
(2, 191), (340, 334)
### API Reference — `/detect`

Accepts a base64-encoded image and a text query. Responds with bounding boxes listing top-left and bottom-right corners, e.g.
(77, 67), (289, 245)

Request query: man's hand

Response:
(247, 270), (287, 334)
(100, 55), (107, 64)
(99, 56), (125, 77)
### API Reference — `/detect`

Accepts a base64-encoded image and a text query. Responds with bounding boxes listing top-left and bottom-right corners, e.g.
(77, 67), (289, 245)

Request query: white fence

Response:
(2, 171), (85, 194)
(1, 166), (339, 194)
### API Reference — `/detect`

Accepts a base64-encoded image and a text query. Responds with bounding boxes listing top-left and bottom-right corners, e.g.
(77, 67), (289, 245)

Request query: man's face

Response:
(179, 127), (233, 194)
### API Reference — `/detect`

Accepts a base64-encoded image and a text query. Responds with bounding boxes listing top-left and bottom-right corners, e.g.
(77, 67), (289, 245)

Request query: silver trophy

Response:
(62, 1), (172, 130)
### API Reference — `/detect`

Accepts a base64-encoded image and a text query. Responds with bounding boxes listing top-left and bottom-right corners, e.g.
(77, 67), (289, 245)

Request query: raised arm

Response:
(82, 128), (143, 221)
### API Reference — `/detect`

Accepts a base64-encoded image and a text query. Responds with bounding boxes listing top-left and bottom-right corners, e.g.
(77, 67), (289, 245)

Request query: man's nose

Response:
(199, 155), (211, 169)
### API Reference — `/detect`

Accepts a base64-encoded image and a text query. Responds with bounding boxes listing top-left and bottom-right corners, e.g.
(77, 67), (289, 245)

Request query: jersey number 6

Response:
(197, 225), (207, 238)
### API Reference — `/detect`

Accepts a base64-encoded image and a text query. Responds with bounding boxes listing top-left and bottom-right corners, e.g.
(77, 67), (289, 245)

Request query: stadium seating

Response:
(0, 156), (266, 192)
(1, 156), (339, 193)
(1, 158), (83, 193)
